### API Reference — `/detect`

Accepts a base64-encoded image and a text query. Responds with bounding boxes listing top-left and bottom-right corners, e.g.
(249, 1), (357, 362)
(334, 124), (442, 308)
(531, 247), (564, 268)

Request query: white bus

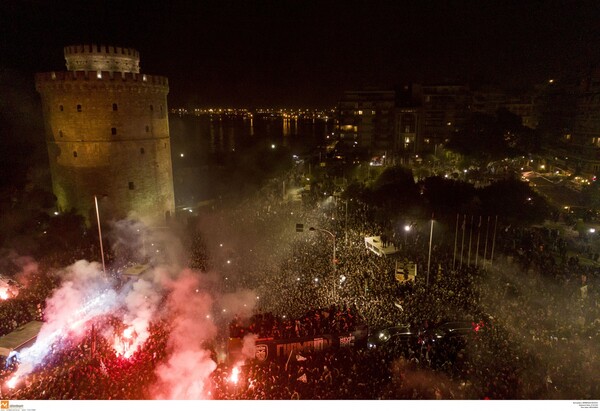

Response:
(364, 236), (397, 257)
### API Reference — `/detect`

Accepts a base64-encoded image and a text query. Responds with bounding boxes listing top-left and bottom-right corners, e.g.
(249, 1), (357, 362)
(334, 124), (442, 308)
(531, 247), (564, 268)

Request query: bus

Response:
(364, 236), (398, 257)
(0, 321), (43, 366)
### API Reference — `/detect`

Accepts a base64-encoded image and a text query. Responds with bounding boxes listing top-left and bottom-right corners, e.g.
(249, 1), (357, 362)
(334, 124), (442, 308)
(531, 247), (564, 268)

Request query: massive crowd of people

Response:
(0, 170), (599, 400)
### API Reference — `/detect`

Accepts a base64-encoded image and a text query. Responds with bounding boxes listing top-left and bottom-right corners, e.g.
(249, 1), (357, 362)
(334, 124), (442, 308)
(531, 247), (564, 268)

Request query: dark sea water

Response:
(168, 114), (333, 207)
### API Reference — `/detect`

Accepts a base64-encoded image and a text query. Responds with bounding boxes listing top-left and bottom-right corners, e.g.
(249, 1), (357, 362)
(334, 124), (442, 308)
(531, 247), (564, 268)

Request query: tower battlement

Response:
(35, 71), (169, 90)
(64, 44), (140, 73)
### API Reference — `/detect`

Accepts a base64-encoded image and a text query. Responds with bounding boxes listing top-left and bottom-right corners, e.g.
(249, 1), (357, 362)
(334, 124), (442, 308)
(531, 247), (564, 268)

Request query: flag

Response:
(297, 373), (308, 383)
(100, 359), (108, 376)
(581, 285), (588, 299)
(296, 354), (307, 361)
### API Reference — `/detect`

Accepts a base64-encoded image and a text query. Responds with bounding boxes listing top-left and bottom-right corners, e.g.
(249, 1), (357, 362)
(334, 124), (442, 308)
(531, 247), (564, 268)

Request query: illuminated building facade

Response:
(567, 68), (600, 176)
(414, 83), (471, 150)
(337, 89), (396, 155)
(35, 44), (175, 224)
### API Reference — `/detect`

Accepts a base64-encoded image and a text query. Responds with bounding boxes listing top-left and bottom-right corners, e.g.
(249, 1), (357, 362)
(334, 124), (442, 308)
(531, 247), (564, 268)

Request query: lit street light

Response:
(404, 224), (411, 244)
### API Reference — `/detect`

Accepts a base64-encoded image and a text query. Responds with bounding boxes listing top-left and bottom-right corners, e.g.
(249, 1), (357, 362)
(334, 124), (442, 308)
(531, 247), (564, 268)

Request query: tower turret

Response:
(64, 44), (140, 73)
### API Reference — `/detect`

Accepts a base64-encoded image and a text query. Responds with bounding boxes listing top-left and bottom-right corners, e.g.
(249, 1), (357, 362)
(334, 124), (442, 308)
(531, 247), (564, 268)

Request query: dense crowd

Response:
(0, 171), (599, 400)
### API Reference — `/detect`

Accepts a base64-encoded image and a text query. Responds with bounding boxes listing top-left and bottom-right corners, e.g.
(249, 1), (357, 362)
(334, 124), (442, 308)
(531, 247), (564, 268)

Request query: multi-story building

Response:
(472, 85), (540, 129)
(414, 83), (471, 151)
(471, 86), (507, 115)
(35, 44), (175, 225)
(337, 89), (396, 156)
(565, 68), (600, 176)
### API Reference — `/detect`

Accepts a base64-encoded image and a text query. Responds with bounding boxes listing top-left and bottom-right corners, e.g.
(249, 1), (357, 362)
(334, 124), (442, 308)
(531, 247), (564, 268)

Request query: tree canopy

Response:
(447, 108), (539, 161)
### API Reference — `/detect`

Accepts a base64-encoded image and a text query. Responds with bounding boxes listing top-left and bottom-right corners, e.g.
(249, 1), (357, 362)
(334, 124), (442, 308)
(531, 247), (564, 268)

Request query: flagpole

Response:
(490, 215), (498, 268)
(460, 214), (466, 269)
(475, 216), (482, 267)
(483, 216), (490, 268)
(467, 215), (473, 266)
(427, 215), (434, 286)
(285, 349), (294, 371)
(94, 195), (106, 274)
(452, 213), (459, 270)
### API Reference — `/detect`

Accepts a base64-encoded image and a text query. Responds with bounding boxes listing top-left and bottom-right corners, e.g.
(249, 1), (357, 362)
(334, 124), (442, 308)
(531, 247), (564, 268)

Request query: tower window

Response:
(112, 103), (118, 111)
(77, 104), (82, 112)
(59, 130), (63, 137)
(140, 147), (145, 154)
(73, 151), (78, 158)
(128, 182), (135, 190)
(150, 104), (154, 112)
(59, 105), (64, 112)
(145, 125), (150, 133)
(111, 127), (117, 135)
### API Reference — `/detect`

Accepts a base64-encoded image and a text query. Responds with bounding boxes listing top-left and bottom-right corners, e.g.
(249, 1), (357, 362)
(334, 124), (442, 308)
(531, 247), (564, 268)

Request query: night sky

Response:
(2, 0), (600, 107)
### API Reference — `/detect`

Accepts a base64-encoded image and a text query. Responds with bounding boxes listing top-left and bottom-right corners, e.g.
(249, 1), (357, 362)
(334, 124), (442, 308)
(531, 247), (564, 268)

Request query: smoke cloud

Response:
(151, 269), (218, 399)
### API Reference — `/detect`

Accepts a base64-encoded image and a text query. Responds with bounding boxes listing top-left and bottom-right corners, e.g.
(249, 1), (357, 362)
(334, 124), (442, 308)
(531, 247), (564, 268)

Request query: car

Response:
(432, 321), (478, 341)
(367, 325), (418, 348)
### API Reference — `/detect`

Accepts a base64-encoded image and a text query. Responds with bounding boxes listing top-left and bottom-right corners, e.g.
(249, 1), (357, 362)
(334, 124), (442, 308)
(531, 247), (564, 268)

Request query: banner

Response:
(228, 326), (368, 363)
(395, 260), (417, 283)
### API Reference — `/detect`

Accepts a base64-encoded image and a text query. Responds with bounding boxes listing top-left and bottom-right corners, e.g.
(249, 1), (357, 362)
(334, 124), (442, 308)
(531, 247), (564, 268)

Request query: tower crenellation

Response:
(64, 44), (140, 73)
(36, 71), (169, 90)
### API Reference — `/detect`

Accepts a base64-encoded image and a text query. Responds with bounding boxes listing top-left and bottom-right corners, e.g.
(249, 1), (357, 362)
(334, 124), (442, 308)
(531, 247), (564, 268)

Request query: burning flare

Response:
(229, 366), (240, 384)
(7, 376), (18, 389)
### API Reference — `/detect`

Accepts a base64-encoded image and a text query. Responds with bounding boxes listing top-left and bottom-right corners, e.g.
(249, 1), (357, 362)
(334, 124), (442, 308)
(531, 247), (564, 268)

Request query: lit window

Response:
(77, 104), (82, 112)
(358, 110), (363, 115)
(111, 127), (117, 135)
(128, 182), (135, 190)
(143, 75), (147, 81)
(112, 103), (118, 111)
(97, 71), (102, 79)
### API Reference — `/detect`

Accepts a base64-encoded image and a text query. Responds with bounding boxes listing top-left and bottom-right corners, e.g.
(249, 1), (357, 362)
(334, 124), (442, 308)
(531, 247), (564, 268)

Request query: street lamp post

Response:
(94, 195), (106, 274)
(427, 217), (434, 286)
(344, 199), (348, 245)
(309, 227), (336, 271)
(309, 226), (337, 301)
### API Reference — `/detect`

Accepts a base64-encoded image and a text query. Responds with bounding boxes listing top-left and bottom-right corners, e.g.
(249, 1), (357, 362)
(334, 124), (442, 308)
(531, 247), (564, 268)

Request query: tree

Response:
(476, 178), (551, 224)
(367, 166), (422, 220)
(447, 108), (540, 162)
(420, 176), (476, 218)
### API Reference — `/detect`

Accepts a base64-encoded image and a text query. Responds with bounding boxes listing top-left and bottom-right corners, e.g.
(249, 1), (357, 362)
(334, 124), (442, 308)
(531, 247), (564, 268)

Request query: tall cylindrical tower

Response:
(35, 44), (175, 225)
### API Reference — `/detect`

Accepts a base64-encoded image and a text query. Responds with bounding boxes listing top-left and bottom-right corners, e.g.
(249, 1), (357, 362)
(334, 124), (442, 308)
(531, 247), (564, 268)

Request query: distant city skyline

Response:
(2, 0), (600, 107)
